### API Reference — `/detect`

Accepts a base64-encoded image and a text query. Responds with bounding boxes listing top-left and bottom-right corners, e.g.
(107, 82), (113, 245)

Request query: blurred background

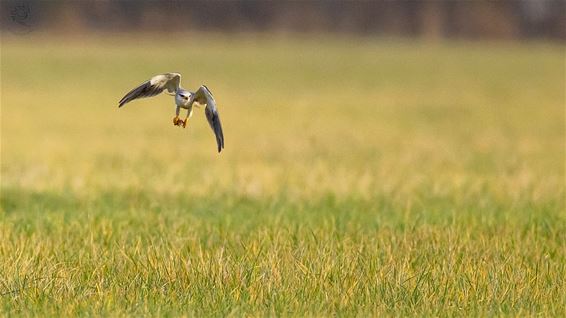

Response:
(1, 0), (565, 41)
(1, 1), (564, 199)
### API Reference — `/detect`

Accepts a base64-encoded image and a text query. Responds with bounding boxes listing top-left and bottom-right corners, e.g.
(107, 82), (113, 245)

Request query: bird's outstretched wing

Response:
(118, 73), (181, 107)
(191, 85), (225, 153)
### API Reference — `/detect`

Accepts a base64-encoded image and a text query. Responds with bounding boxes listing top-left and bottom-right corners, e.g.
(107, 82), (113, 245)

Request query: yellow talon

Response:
(173, 116), (180, 126)
(182, 119), (188, 128)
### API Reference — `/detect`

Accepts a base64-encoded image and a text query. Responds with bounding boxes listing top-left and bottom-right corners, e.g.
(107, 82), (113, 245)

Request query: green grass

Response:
(1, 34), (565, 316)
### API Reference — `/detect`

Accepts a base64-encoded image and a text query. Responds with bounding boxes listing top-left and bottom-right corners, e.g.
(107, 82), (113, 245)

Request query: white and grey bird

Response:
(118, 72), (224, 153)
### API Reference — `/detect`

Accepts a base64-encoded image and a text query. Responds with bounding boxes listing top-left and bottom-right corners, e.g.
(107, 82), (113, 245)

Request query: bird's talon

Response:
(173, 116), (180, 126)
(182, 119), (188, 128)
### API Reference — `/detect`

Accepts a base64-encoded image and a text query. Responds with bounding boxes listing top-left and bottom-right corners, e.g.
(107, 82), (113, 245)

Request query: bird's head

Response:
(179, 93), (189, 101)
(176, 92), (191, 105)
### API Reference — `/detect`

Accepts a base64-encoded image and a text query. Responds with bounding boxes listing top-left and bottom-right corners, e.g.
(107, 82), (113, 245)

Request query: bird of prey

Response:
(118, 72), (225, 153)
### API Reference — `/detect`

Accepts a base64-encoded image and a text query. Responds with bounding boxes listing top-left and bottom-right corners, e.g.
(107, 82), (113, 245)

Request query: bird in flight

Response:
(118, 72), (225, 153)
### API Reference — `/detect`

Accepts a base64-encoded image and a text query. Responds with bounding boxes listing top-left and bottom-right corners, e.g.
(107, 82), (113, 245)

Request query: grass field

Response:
(1, 34), (565, 316)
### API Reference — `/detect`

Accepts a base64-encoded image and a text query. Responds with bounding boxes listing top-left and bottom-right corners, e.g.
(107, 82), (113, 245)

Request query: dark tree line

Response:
(2, 0), (564, 40)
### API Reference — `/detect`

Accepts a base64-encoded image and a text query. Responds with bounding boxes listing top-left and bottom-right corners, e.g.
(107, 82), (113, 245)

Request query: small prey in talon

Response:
(118, 72), (225, 153)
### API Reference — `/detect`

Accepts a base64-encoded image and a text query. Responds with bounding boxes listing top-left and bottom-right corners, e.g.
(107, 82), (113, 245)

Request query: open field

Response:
(1, 34), (565, 316)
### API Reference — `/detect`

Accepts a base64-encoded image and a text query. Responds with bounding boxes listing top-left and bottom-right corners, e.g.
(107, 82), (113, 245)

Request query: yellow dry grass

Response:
(1, 34), (564, 316)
